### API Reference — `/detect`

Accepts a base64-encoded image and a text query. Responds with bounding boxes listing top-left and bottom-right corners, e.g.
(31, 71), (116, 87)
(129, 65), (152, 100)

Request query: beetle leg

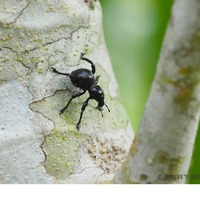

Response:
(105, 103), (110, 112)
(52, 67), (69, 76)
(95, 75), (101, 84)
(81, 57), (96, 74)
(60, 90), (86, 114)
(76, 97), (90, 130)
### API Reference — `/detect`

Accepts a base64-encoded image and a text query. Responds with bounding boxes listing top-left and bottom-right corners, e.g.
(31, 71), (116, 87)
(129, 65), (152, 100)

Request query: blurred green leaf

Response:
(100, 0), (173, 130)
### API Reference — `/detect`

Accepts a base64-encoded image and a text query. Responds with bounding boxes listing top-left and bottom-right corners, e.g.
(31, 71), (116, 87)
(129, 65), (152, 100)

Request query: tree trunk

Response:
(114, 0), (200, 184)
(0, 0), (133, 183)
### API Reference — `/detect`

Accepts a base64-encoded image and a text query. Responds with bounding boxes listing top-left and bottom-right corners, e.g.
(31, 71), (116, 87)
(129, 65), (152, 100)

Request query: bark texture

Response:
(0, 0), (133, 183)
(114, 0), (200, 184)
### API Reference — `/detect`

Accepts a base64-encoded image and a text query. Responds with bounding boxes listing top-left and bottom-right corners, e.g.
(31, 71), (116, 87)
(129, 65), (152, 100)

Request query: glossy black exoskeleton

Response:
(52, 53), (110, 130)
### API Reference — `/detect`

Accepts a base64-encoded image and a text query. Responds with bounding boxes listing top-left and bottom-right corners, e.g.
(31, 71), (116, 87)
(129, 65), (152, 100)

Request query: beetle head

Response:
(89, 85), (110, 115)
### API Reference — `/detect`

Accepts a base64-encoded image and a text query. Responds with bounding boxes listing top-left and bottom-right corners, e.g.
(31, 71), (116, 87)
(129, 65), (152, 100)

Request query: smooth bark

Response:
(0, 0), (133, 183)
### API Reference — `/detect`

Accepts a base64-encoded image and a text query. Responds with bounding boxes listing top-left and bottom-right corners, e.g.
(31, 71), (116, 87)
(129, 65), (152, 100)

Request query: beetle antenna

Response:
(98, 107), (104, 117)
(100, 109), (104, 117)
(105, 104), (110, 112)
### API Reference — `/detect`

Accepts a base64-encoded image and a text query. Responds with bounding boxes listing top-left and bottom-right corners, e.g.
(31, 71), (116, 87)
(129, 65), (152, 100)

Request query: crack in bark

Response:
(95, 171), (113, 183)
(29, 96), (55, 125)
(24, 37), (70, 53)
(8, 2), (30, 25)
(39, 135), (47, 164)
(22, 25), (86, 53)
(70, 25), (87, 39)
(0, 46), (15, 52)
(68, 166), (104, 183)
(29, 88), (71, 108)
(29, 88), (71, 163)
(0, 46), (30, 70)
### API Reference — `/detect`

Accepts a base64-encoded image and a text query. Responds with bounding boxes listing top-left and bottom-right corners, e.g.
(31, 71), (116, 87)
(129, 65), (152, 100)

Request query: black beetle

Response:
(52, 53), (110, 130)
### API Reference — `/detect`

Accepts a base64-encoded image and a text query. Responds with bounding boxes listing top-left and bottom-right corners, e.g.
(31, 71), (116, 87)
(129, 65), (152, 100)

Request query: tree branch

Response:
(0, 0), (133, 183)
(114, 0), (200, 184)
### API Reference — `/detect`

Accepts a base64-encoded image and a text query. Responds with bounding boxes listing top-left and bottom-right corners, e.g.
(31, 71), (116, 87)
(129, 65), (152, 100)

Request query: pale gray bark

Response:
(114, 0), (200, 184)
(0, 0), (133, 183)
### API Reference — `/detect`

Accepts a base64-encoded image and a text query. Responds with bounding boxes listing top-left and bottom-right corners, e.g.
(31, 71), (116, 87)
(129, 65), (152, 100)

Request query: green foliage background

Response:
(99, 0), (199, 184)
